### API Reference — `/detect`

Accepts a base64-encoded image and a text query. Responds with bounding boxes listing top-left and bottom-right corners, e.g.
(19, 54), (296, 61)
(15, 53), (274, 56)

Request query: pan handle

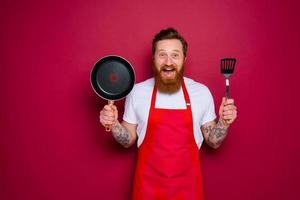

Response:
(105, 100), (115, 132)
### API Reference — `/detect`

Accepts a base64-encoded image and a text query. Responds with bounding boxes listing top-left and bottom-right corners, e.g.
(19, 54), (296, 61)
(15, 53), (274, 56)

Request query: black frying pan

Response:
(90, 55), (135, 131)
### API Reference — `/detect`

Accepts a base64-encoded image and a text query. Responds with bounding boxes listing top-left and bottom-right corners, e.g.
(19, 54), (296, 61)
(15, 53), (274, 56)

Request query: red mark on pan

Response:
(109, 73), (118, 82)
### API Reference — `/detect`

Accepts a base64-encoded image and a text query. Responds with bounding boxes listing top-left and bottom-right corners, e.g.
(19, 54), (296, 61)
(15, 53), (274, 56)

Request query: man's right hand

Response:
(99, 104), (119, 129)
(99, 104), (137, 147)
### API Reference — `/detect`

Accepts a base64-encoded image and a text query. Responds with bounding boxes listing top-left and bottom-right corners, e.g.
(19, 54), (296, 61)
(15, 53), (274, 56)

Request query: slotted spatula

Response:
(221, 58), (236, 98)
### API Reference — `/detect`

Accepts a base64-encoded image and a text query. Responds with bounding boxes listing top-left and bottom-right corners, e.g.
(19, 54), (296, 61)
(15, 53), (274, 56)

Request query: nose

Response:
(164, 55), (174, 66)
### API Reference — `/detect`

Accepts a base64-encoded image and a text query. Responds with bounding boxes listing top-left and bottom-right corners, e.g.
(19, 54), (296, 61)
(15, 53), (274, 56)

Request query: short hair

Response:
(152, 28), (188, 57)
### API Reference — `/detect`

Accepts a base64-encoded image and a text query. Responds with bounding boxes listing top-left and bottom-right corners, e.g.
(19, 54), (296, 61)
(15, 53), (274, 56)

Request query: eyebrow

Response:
(157, 49), (181, 52)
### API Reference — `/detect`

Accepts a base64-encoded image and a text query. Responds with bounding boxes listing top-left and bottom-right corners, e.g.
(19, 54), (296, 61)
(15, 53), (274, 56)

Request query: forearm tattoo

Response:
(204, 120), (228, 148)
(111, 123), (131, 147)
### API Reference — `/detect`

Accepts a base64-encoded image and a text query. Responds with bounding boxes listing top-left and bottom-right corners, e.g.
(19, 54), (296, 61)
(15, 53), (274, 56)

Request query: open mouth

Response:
(162, 68), (175, 72)
(162, 69), (175, 77)
(161, 67), (176, 78)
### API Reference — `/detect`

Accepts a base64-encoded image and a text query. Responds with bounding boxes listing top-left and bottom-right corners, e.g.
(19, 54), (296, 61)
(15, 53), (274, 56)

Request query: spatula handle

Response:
(226, 78), (230, 98)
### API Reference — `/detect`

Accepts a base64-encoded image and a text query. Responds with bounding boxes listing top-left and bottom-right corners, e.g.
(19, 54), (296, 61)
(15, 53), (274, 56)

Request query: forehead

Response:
(156, 39), (183, 52)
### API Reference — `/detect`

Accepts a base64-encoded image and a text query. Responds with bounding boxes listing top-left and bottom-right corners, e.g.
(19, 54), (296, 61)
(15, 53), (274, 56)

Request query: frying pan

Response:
(90, 55), (135, 131)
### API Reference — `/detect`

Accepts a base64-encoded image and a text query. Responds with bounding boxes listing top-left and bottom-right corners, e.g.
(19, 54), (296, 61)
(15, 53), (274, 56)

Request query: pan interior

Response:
(96, 60), (132, 96)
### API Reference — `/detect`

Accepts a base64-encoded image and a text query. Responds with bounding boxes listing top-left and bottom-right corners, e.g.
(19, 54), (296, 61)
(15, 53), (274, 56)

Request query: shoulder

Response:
(134, 78), (154, 90)
(128, 78), (154, 97)
(184, 77), (212, 96)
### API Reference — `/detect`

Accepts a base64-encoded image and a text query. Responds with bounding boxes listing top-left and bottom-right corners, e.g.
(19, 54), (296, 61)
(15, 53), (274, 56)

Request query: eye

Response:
(158, 52), (167, 58)
(172, 53), (179, 59)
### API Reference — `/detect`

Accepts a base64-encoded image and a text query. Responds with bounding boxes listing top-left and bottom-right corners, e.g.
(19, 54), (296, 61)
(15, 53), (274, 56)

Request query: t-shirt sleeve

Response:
(123, 90), (138, 124)
(201, 89), (217, 125)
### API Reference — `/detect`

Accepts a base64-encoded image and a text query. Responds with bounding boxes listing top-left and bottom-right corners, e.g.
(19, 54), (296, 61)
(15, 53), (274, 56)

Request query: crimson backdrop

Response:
(1, 0), (300, 199)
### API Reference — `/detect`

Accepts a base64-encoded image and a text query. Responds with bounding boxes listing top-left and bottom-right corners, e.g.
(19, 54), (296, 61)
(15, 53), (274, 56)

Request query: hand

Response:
(219, 97), (237, 127)
(99, 104), (119, 129)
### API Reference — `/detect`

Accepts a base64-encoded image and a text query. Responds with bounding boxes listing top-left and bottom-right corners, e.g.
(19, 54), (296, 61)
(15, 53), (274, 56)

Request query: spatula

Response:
(221, 58), (236, 98)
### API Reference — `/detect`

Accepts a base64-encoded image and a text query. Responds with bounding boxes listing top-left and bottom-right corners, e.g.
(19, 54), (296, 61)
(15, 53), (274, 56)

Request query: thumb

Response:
(111, 105), (118, 119)
(221, 97), (226, 107)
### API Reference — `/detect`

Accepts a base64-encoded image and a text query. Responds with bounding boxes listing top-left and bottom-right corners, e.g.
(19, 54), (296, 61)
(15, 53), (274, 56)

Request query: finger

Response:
(111, 106), (119, 116)
(222, 115), (234, 120)
(227, 115), (237, 124)
(101, 115), (115, 121)
(111, 105), (117, 111)
(225, 119), (234, 124)
(223, 110), (234, 115)
(101, 119), (114, 125)
(225, 98), (234, 105)
(223, 105), (236, 112)
(223, 104), (236, 110)
(224, 109), (237, 116)
(102, 110), (115, 117)
(223, 112), (237, 120)
(100, 116), (115, 125)
(99, 115), (115, 127)
(221, 97), (226, 106)
(104, 105), (113, 111)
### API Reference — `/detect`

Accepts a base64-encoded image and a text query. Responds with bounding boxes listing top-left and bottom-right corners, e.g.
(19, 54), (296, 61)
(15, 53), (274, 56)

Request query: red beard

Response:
(153, 64), (184, 94)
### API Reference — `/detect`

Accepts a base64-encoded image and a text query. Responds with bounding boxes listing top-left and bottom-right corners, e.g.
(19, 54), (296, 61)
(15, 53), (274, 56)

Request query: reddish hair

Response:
(152, 28), (188, 57)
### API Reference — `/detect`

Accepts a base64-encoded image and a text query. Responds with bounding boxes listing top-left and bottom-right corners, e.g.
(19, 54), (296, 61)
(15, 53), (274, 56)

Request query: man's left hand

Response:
(219, 97), (237, 126)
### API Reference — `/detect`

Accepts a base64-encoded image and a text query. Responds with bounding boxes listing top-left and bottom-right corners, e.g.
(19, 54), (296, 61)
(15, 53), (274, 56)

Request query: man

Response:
(99, 28), (237, 199)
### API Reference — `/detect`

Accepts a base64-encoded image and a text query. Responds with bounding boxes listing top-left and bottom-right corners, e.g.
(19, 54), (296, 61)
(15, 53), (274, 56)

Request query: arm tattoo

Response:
(204, 120), (228, 148)
(111, 123), (131, 147)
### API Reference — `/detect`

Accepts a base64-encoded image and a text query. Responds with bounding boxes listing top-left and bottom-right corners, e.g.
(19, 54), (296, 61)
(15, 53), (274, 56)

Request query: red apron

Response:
(132, 80), (204, 200)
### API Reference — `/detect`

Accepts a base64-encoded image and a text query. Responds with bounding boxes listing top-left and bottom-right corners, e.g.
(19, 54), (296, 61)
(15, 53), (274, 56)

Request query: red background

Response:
(1, 0), (300, 199)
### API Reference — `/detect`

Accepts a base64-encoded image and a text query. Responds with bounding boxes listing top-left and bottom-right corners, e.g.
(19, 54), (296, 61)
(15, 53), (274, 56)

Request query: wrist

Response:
(218, 119), (230, 129)
(112, 120), (120, 129)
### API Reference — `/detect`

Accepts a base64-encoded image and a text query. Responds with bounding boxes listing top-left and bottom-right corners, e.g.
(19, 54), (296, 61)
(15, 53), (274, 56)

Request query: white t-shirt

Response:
(123, 77), (216, 149)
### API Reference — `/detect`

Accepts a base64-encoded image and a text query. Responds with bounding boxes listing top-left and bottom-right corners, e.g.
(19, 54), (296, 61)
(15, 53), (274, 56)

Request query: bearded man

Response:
(99, 28), (237, 200)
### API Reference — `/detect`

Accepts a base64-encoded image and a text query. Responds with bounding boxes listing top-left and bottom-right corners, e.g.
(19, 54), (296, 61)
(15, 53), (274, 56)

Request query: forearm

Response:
(205, 120), (229, 149)
(111, 122), (133, 148)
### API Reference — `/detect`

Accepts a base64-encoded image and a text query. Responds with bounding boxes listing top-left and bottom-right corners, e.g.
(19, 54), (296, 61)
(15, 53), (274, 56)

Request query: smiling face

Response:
(153, 39), (186, 93)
